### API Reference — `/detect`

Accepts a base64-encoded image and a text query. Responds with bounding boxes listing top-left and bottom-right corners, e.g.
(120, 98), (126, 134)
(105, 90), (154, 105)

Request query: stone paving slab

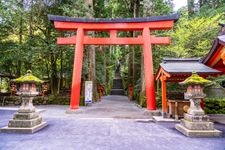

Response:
(153, 116), (180, 123)
(0, 96), (225, 150)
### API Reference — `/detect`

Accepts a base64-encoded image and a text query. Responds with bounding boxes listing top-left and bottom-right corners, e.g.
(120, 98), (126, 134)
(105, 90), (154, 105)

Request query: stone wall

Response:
(204, 87), (225, 98)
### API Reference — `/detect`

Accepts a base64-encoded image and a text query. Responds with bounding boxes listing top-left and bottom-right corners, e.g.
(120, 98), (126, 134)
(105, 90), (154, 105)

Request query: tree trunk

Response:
(106, 47), (110, 93)
(17, 0), (24, 77)
(58, 48), (63, 94)
(128, 44), (133, 85)
(87, 44), (97, 101)
(199, 0), (204, 8)
(143, 0), (154, 16)
(85, 0), (97, 101)
(188, 0), (195, 16)
(139, 49), (146, 106)
(50, 50), (58, 95)
(133, 0), (140, 89)
(45, 25), (58, 95)
(45, 61), (50, 79)
(139, 0), (153, 106)
(27, 0), (34, 70)
(103, 47), (107, 93)
(128, 0), (140, 99)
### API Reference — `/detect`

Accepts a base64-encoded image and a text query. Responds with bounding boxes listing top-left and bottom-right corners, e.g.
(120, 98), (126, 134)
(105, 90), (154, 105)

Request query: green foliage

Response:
(204, 98), (225, 114)
(152, 0), (173, 15)
(207, 75), (225, 88)
(2, 95), (70, 105)
(133, 78), (141, 100)
(0, 78), (10, 93)
(79, 95), (85, 106)
(60, 0), (88, 17)
(139, 92), (146, 107)
(157, 12), (222, 58)
(41, 95), (70, 105)
(156, 89), (162, 108)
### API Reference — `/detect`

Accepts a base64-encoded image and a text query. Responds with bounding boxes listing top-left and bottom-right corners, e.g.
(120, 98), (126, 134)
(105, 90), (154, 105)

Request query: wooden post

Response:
(143, 27), (156, 110)
(70, 28), (84, 110)
(160, 75), (167, 117)
(175, 101), (178, 120)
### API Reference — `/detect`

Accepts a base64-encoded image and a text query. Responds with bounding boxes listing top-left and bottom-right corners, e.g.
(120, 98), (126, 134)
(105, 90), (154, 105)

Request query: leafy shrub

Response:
(47, 95), (70, 105)
(204, 98), (225, 114)
(139, 92), (146, 107)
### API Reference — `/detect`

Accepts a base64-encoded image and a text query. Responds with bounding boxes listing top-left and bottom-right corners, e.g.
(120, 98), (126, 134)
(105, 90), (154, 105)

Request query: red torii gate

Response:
(48, 14), (179, 111)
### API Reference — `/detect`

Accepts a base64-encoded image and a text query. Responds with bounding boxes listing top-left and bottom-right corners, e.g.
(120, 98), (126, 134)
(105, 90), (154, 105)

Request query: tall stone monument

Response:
(175, 73), (222, 137)
(1, 70), (47, 133)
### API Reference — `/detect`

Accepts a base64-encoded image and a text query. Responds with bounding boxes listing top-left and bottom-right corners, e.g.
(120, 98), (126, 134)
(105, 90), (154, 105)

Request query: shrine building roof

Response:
(156, 58), (222, 82)
(203, 35), (225, 65)
(161, 58), (220, 73)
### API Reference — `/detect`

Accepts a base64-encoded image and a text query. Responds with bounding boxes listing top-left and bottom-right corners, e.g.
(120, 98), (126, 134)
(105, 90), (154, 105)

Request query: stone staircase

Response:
(110, 69), (125, 95)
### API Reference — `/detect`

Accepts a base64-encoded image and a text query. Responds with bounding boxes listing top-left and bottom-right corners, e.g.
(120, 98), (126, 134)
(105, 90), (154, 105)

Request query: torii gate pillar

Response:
(70, 28), (84, 109)
(143, 27), (156, 110)
(48, 14), (179, 111)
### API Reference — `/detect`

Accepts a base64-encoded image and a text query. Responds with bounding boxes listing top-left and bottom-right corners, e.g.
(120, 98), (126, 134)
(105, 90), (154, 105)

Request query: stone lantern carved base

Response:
(175, 100), (222, 137)
(187, 98), (205, 116)
(1, 97), (47, 134)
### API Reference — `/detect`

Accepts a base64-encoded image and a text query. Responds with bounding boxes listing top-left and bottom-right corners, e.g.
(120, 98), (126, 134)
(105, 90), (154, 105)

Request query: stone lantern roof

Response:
(12, 70), (43, 84)
(180, 72), (211, 85)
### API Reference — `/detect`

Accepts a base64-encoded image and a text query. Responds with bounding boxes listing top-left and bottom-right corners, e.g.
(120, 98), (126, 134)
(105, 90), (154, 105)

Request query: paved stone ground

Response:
(0, 96), (225, 150)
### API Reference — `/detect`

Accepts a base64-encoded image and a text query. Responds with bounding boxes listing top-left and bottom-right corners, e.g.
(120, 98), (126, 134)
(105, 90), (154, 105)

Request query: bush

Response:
(45, 95), (70, 105)
(156, 90), (162, 108)
(204, 98), (225, 114)
(139, 92), (146, 107)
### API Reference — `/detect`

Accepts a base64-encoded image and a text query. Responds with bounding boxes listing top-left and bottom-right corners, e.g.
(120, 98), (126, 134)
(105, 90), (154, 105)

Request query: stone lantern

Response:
(175, 73), (222, 137)
(1, 70), (47, 133)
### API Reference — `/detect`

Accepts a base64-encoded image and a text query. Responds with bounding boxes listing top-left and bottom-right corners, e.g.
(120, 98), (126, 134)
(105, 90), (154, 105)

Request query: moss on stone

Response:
(12, 70), (43, 84)
(180, 73), (211, 85)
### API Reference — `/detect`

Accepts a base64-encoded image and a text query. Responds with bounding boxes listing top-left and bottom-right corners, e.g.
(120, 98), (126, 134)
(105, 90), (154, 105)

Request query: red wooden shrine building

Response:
(155, 58), (222, 117)
(203, 24), (225, 72)
(156, 24), (225, 117)
(48, 13), (179, 111)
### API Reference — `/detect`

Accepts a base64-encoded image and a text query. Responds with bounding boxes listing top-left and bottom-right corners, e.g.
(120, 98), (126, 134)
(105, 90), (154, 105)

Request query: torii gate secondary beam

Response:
(48, 14), (179, 111)
(57, 36), (170, 45)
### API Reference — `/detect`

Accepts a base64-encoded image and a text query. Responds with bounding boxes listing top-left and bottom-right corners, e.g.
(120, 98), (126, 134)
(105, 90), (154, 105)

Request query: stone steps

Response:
(110, 89), (125, 95)
(112, 79), (123, 89)
(110, 69), (125, 95)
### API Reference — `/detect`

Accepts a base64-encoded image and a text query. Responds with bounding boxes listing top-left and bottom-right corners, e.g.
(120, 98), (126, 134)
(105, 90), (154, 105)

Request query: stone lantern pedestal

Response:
(175, 73), (222, 137)
(1, 70), (47, 133)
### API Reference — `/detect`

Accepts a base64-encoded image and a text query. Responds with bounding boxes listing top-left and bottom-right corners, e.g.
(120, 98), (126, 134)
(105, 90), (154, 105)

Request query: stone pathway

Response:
(62, 95), (151, 119)
(0, 95), (225, 150)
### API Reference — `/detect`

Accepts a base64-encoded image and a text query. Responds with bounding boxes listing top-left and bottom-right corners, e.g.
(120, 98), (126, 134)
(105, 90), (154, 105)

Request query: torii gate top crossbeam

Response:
(48, 13), (179, 23)
(48, 13), (179, 31)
